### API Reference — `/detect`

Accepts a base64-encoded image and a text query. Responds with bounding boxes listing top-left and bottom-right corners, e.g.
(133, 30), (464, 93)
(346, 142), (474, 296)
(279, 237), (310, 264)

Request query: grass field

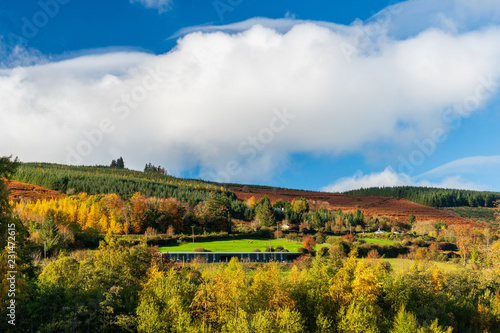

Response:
(361, 237), (398, 245)
(326, 235), (397, 245)
(160, 237), (400, 253)
(368, 258), (460, 273)
(159, 239), (302, 253)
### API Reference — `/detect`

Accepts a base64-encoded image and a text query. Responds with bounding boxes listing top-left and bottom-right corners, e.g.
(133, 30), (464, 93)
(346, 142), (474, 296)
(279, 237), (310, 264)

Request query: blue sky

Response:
(1, 0), (499, 192)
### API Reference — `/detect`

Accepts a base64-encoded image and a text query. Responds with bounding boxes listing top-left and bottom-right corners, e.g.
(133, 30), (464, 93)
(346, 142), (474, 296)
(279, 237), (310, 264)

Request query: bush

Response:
(340, 234), (356, 242)
(193, 247), (206, 252)
(252, 248), (261, 252)
(366, 249), (380, 259)
(266, 246), (275, 252)
(274, 246), (289, 252)
(316, 246), (328, 257)
(314, 232), (326, 245)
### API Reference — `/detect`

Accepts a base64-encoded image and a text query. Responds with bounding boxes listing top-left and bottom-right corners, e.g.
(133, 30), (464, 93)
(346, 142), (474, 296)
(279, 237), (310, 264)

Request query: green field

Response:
(325, 235), (397, 246)
(160, 236), (402, 253)
(360, 237), (398, 245)
(369, 258), (460, 273)
(159, 239), (302, 253)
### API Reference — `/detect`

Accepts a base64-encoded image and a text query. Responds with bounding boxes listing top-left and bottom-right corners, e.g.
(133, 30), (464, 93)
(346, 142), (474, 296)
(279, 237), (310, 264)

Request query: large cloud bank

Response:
(1, 0), (500, 183)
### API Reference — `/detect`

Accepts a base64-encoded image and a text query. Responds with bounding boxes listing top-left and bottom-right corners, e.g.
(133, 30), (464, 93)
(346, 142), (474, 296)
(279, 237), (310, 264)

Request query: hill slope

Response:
(12, 162), (230, 203)
(229, 186), (482, 228)
(344, 186), (500, 208)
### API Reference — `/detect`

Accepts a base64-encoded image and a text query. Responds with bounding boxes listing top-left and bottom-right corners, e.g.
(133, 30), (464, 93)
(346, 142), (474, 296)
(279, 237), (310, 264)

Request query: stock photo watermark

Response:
(6, 222), (17, 326)
(397, 75), (498, 175)
(339, 1), (402, 64)
(213, 0), (243, 21)
(65, 64), (169, 164)
(5, 0), (70, 46)
(206, 107), (296, 183)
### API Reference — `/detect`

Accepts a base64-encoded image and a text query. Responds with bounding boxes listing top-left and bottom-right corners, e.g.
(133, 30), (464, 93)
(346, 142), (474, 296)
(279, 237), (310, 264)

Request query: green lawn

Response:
(361, 237), (397, 245)
(159, 239), (302, 253)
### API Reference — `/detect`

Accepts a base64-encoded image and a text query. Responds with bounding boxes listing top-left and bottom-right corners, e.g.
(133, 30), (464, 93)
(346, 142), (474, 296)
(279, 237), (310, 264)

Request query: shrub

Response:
(252, 248), (261, 252)
(193, 247), (206, 252)
(329, 243), (346, 260)
(314, 232), (326, 245)
(316, 246), (329, 257)
(367, 249), (380, 259)
(340, 234), (356, 243)
(275, 246), (289, 253)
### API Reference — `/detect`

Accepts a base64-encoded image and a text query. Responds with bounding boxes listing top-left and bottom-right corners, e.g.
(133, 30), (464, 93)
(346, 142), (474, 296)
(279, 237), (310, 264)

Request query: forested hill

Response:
(12, 162), (232, 203)
(344, 186), (500, 208)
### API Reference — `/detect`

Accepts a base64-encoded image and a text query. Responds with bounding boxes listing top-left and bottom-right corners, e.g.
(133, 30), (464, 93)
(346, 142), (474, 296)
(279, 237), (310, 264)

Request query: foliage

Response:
(255, 195), (276, 227)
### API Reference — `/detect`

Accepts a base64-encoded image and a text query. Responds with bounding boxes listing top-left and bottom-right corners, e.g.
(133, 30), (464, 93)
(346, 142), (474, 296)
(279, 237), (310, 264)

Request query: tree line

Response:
(345, 186), (500, 208)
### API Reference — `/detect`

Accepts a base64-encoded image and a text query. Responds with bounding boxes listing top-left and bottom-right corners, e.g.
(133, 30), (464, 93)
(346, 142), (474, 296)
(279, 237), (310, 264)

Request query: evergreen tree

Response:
(39, 215), (61, 255)
(116, 157), (125, 169)
(256, 195), (275, 227)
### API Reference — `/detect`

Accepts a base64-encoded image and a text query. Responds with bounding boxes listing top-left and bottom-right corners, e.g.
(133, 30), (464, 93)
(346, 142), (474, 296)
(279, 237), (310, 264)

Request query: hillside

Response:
(344, 186), (500, 208)
(228, 186), (483, 228)
(5, 162), (483, 228)
(12, 162), (230, 203)
(4, 178), (64, 201)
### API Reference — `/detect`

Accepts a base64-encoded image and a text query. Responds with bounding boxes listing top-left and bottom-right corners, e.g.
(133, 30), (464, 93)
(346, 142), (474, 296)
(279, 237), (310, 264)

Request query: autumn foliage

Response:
(14, 192), (184, 235)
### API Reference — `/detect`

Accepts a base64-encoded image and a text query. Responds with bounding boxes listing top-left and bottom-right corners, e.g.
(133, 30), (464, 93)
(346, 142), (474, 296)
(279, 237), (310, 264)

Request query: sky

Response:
(1, 0), (500, 192)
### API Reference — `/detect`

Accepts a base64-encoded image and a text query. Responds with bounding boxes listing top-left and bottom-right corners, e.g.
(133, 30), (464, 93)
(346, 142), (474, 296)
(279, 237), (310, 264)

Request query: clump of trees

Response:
(110, 156), (125, 169)
(144, 162), (167, 175)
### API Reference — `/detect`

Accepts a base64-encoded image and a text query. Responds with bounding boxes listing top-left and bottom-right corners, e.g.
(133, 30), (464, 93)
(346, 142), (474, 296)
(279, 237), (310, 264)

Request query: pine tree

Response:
(39, 215), (61, 255)
(256, 196), (275, 227)
(116, 157), (125, 169)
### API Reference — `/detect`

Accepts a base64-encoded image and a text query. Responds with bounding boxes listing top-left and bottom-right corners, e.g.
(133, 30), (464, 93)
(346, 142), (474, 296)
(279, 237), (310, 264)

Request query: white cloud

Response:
(1, 0), (500, 182)
(418, 155), (500, 177)
(130, 0), (172, 13)
(321, 166), (484, 193)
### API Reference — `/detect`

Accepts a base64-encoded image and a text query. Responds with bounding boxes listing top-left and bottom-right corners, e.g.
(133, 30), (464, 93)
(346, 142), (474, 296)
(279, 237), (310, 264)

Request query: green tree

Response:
(39, 215), (61, 256)
(117, 157), (125, 169)
(390, 306), (420, 333)
(39, 257), (80, 288)
(204, 194), (231, 232)
(255, 196), (275, 227)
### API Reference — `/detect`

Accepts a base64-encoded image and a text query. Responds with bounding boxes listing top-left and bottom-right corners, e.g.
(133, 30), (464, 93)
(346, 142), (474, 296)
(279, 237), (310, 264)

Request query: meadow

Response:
(159, 236), (398, 253)
(159, 238), (302, 252)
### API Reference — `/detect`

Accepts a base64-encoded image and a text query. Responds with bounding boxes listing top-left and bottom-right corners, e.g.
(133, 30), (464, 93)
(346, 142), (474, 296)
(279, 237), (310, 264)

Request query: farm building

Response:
(161, 251), (302, 263)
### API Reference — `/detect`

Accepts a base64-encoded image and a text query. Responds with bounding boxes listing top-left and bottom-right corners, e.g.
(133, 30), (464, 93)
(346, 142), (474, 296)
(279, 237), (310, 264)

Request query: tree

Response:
(0, 155), (19, 214)
(390, 306), (420, 333)
(39, 257), (80, 288)
(455, 225), (475, 265)
(256, 196), (275, 227)
(116, 157), (125, 169)
(204, 194), (231, 232)
(39, 215), (61, 256)
(137, 266), (195, 332)
(292, 198), (309, 214)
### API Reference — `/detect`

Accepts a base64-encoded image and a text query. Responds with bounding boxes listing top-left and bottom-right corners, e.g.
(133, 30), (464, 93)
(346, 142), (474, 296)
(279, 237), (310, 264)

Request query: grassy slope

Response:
(160, 237), (398, 253)
(159, 239), (303, 252)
